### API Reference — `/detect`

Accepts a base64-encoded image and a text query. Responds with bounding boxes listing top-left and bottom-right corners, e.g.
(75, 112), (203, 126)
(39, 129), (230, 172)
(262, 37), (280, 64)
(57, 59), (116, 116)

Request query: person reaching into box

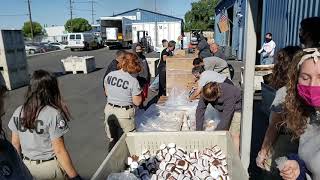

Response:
(195, 80), (242, 153)
(189, 66), (233, 101)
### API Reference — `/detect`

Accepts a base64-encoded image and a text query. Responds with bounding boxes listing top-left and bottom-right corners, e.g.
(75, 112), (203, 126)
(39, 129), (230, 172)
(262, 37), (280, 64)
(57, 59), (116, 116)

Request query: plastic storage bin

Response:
(61, 56), (96, 74)
(91, 131), (248, 180)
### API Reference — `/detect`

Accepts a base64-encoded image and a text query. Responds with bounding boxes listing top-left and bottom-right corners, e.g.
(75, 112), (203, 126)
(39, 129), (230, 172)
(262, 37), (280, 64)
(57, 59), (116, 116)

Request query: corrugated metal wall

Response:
(262, 0), (320, 49)
(214, 0), (245, 58)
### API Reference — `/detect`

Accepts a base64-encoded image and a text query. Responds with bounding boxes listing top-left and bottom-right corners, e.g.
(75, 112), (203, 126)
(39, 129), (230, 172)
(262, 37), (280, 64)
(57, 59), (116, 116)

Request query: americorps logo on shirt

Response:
(57, 119), (66, 129)
(0, 162), (12, 177)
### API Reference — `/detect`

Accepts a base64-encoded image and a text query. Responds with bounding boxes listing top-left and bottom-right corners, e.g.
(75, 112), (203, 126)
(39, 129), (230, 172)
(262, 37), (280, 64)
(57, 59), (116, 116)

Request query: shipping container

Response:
(0, 30), (29, 90)
(0, 66), (29, 90)
(132, 21), (182, 49)
(0, 30), (28, 70)
(100, 17), (133, 48)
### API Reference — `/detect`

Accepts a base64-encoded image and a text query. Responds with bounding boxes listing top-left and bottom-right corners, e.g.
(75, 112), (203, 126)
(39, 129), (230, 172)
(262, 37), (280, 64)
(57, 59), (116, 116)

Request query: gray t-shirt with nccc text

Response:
(104, 70), (141, 106)
(8, 106), (69, 160)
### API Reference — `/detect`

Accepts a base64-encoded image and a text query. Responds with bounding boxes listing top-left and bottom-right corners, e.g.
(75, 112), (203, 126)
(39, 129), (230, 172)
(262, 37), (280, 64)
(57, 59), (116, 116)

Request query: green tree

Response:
(65, 18), (92, 33)
(22, 21), (43, 38)
(184, 0), (219, 31)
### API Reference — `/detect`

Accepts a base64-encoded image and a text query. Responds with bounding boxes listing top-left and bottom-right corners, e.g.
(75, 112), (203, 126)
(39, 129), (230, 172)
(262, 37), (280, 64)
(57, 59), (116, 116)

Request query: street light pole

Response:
(27, 0), (34, 41)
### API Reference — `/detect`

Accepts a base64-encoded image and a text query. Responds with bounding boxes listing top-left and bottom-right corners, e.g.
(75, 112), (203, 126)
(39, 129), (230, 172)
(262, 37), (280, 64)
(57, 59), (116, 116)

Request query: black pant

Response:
(158, 63), (166, 96)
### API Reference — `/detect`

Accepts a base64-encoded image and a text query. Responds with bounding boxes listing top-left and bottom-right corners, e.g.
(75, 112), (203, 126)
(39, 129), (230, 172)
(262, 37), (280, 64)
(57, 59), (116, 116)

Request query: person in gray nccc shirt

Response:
(8, 70), (82, 180)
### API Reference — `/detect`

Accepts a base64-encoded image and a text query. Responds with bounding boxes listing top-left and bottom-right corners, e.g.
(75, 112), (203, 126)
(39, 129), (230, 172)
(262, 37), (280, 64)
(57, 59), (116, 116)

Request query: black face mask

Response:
(299, 35), (305, 44)
(137, 52), (143, 57)
(265, 38), (272, 42)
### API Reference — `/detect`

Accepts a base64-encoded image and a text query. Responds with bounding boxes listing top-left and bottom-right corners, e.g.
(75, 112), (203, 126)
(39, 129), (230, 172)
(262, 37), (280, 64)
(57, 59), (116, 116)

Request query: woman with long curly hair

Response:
(257, 47), (301, 180)
(269, 46), (301, 90)
(8, 70), (81, 180)
(276, 48), (320, 180)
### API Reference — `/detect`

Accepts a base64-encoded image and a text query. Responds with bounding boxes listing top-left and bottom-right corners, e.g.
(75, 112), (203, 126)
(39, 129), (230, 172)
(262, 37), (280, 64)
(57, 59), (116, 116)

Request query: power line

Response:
(73, 9), (92, 11)
(0, 14), (27, 17)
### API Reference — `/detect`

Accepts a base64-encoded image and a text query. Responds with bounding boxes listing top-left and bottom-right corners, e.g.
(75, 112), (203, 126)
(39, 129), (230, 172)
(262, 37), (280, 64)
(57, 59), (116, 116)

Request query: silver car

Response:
(25, 43), (43, 54)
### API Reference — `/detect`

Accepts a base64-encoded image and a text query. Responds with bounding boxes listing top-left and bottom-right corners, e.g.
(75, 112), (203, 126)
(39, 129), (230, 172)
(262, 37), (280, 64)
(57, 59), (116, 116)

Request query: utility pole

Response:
(91, 0), (94, 24)
(69, 0), (73, 32)
(69, 0), (73, 21)
(27, 0), (34, 40)
(154, 0), (157, 12)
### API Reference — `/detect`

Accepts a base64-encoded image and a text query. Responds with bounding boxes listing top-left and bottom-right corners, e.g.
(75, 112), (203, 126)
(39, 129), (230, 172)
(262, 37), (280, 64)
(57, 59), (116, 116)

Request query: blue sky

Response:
(0, 0), (197, 29)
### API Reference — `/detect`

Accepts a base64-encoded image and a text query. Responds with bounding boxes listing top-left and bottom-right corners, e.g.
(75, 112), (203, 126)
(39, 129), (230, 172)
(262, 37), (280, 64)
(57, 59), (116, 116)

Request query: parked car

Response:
(38, 42), (60, 52)
(25, 43), (43, 54)
(48, 42), (67, 50)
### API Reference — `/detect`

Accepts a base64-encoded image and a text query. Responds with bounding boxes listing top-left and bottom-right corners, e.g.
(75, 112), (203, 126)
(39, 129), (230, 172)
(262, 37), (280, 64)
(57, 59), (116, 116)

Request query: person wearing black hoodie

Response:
(134, 44), (151, 106)
(197, 34), (212, 59)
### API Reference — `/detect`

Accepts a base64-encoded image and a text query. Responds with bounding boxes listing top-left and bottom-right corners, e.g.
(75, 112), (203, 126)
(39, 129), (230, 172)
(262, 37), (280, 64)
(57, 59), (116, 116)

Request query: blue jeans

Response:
(261, 57), (274, 65)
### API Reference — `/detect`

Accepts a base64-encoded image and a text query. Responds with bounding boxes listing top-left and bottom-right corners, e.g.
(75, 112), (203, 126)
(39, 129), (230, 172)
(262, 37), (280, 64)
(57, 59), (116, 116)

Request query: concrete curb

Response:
(27, 49), (68, 58)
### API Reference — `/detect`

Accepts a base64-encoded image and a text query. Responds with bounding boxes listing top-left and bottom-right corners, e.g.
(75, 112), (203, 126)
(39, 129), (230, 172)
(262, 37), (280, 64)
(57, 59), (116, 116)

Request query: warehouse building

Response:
(43, 25), (68, 43)
(100, 8), (184, 49)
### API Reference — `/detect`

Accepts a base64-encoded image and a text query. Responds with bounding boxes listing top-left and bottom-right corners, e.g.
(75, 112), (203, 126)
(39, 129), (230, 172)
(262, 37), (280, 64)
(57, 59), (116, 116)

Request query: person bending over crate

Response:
(189, 66), (233, 101)
(195, 81), (242, 153)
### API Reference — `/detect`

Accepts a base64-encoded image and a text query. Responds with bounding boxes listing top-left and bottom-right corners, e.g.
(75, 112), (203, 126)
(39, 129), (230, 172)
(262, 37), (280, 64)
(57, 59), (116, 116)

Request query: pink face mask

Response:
(297, 84), (320, 107)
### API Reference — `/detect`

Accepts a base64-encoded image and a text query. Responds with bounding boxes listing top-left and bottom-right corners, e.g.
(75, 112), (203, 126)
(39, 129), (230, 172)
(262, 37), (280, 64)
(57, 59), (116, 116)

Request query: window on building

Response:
(137, 11), (141, 20)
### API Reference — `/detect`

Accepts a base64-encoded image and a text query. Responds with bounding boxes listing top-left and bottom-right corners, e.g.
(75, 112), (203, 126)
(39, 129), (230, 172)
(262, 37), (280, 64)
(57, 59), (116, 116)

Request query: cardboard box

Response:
(166, 57), (195, 95)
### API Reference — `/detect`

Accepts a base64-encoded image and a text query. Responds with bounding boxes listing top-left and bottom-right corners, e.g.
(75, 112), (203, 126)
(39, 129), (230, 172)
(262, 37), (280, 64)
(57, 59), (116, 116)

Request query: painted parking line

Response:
(27, 49), (68, 57)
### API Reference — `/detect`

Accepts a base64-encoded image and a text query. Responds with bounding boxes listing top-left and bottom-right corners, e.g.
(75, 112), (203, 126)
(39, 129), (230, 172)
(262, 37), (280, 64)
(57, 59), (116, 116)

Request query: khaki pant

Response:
(229, 111), (241, 134)
(104, 104), (135, 147)
(23, 158), (65, 180)
(229, 111), (241, 153)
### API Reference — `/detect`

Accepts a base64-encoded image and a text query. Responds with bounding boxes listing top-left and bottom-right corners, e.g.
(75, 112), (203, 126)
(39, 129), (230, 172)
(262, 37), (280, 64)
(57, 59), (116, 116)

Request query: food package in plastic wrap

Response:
(136, 88), (220, 132)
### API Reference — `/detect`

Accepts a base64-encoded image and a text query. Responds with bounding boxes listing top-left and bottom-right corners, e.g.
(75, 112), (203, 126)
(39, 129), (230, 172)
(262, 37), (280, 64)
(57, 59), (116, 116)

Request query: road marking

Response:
(27, 49), (68, 57)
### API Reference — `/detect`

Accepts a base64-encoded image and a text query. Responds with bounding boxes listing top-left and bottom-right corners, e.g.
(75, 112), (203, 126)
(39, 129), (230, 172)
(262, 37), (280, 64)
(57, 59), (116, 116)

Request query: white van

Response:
(67, 33), (100, 51)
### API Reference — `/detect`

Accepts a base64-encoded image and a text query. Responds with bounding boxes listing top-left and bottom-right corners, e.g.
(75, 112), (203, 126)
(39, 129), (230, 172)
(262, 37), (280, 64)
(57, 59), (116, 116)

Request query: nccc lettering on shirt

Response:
(107, 76), (129, 89)
(13, 117), (44, 135)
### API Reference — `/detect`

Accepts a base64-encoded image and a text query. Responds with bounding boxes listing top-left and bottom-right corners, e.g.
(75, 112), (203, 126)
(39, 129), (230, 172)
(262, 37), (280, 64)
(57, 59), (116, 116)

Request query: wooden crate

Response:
(166, 57), (196, 95)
